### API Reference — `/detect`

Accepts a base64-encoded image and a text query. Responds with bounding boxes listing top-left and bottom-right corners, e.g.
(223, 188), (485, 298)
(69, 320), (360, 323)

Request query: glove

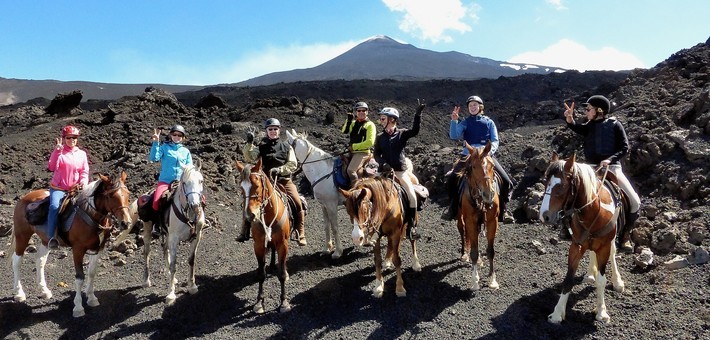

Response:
(269, 168), (280, 177)
(246, 131), (255, 144)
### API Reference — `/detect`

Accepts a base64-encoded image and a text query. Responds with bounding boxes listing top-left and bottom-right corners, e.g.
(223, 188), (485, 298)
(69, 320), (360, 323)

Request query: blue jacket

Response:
(449, 114), (499, 155)
(149, 141), (193, 183)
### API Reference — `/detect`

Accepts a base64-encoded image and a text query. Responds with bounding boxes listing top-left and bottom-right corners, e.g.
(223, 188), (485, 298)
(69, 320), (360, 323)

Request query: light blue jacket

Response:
(449, 114), (499, 156)
(149, 141), (193, 183)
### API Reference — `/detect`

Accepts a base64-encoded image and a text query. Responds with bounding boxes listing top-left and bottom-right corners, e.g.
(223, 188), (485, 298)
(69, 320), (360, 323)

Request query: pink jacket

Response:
(48, 145), (90, 190)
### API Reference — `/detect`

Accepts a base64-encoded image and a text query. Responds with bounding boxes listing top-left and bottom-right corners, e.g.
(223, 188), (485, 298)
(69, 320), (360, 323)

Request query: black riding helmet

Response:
(264, 118), (281, 129)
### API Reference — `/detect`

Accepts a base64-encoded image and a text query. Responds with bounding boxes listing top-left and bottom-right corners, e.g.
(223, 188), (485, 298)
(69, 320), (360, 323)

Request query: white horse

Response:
(286, 129), (346, 259)
(137, 161), (207, 305)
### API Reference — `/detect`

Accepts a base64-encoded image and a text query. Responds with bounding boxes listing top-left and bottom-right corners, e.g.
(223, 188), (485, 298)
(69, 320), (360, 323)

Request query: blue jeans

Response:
(47, 188), (66, 239)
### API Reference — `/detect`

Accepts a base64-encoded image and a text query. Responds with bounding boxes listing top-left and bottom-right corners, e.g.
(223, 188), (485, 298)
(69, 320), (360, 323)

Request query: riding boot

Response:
(440, 174), (459, 221)
(294, 209), (307, 247)
(236, 218), (251, 242)
(405, 207), (420, 240)
(619, 211), (639, 253)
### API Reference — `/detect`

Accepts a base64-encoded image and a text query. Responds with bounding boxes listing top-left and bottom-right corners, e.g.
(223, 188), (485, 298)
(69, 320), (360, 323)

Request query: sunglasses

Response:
(65, 136), (78, 140)
(267, 127), (280, 131)
(378, 117), (387, 121)
(356, 109), (368, 113)
(171, 133), (185, 137)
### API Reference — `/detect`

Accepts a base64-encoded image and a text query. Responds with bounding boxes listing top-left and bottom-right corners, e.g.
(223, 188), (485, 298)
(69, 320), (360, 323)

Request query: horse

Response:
(10, 171), (132, 317)
(235, 158), (292, 313)
(285, 129), (421, 259)
(339, 176), (422, 298)
(539, 152), (626, 324)
(456, 141), (501, 290)
(138, 161), (207, 305)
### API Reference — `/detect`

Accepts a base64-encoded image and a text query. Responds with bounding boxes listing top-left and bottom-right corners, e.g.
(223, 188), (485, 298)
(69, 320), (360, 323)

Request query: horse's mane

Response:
(79, 180), (101, 201)
(291, 130), (333, 159)
(546, 160), (598, 203)
(351, 177), (398, 221)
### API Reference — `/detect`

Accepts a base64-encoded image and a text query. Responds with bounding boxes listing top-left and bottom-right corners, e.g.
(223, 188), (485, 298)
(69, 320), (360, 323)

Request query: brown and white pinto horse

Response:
(339, 177), (422, 298)
(457, 141), (500, 290)
(539, 153), (625, 323)
(235, 158), (291, 314)
(10, 171), (132, 317)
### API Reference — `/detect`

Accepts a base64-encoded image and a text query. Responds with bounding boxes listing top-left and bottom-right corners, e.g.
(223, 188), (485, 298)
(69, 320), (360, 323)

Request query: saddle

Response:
(335, 154), (378, 190)
(136, 182), (180, 234)
(383, 173), (430, 212)
(25, 190), (80, 240)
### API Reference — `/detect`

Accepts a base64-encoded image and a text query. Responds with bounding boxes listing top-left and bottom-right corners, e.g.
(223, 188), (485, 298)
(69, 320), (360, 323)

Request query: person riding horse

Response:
(563, 95), (641, 252)
(373, 102), (425, 240)
(239, 118), (307, 247)
(47, 125), (90, 250)
(148, 124), (193, 234)
(442, 95), (515, 223)
(342, 101), (376, 184)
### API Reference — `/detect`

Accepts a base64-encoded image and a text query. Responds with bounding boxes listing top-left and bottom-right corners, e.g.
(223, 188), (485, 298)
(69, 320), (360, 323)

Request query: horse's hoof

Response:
(14, 294), (26, 302)
(547, 313), (562, 324)
(297, 238), (307, 247)
(613, 281), (625, 293)
(331, 250), (342, 260)
(460, 254), (470, 263)
(471, 282), (480, 291)
(40, 289), (53, 300)
(143, 280), (152, 288)
(412, 262), (422, 272)
(489, 280), (500, 290)
(372, 291), (384, 298)
(73, 308), (86, 318)
(187, 286), (199, 295)
(87, 297), (100, 307)
(165, 294), (177, 306)
(596, 311), (611, 323)
(383, 261), (394, 271)
(396, 289), (407, 297)
(583, 275), (596, 284)
(253, 303), (265, 314)
(279, 301), (292, 313)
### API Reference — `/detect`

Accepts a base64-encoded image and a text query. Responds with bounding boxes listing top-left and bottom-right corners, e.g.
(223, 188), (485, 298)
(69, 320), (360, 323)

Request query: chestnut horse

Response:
(339, 176), (421, 298)
(539, 153), (626, 323)
(235, 158), (291, 314)
(10, 171), (132, 317)
(456, 141), (500, 290)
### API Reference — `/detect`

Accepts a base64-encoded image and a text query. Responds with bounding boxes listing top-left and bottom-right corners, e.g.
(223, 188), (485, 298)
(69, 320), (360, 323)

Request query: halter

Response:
(247, 170), (288, 245)
(464, 156), (498, 210)
(172, 166), (204, 235)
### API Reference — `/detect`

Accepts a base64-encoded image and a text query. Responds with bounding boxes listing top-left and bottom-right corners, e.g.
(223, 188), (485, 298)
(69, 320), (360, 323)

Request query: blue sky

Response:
(2, 0), (708, 85)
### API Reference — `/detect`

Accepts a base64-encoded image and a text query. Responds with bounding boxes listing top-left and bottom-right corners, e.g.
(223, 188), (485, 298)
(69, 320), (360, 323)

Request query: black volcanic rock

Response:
(45, 90), (82, 116)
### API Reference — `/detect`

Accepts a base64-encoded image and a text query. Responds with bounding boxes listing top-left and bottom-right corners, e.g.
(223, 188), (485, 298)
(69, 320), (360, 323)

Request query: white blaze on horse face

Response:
(351, 219), (365, 246)
(539, 176), (561, 222)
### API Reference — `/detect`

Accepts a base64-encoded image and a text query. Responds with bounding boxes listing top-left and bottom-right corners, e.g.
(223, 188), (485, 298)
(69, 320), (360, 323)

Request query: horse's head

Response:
(464, 141), (497, 204)
(95, 171), (133, 231)
(179, 160), (205, 222)
(339, 183), (374, 246)
(286, 129), (311, 163)
(539, 152), (578, 224)
(236, 158), (273, 224)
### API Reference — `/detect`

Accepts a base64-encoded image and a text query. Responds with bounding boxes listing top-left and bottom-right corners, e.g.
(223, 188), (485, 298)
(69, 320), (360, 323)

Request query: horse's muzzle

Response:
(352, 224), (365, 246)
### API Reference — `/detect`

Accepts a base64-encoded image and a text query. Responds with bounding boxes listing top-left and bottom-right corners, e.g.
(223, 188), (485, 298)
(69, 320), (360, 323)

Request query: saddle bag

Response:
(26, 197), (50, 225)
(333, 157), (350, 189)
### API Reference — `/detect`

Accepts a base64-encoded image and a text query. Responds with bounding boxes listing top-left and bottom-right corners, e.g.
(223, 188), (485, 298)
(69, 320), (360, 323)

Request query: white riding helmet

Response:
(379, 107), (400, 120)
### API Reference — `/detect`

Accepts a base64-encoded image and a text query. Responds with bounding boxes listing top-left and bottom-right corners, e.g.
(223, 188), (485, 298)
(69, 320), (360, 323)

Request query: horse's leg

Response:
(11, 224), (33, 302)
(142, 220), (153, 287)
(463, 212), (482, 290)
(165, 235), (179, 305)
(253, 240), (267, 314)
(593, 244), (613, 323)
(608, 241), (625, 293)
(12, 252), (27, 302)
(457, 218), (470, 262)
(410, 238), (421, 272)
(321, 205), (334, 256)
(584, 250), (598, 284)
(485, 210), (499, 289)
(84, 253), (100, 307)
(277, 237), (291, 313)
(186, 232), (202, 295)
(34, 244), (53, 299)
(372, 237), (385, 298)
(72, 248), (87, 318)
(392, 235), (406, 297)
(548, 243), (586, 324)
(383, 240), (394, 270)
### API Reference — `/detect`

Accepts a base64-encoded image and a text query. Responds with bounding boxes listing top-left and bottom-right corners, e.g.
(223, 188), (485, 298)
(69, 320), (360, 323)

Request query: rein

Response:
(290, 136), (346, 187)
(557, 167), (616, 245)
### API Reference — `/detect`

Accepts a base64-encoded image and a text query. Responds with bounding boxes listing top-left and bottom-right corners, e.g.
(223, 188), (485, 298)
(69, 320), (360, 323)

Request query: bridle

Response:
(172, 167), (205, 234)
(289, 136), (345, 188)
(464, 155), (498, 209)
(246, 171), (287, 241)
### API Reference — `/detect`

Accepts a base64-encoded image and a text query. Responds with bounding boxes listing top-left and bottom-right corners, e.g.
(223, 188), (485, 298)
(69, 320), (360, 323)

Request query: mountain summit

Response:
(238, 35), (565, 86)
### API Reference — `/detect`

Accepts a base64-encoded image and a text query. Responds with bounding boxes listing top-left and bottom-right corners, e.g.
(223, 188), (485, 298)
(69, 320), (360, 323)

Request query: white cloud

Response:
(545, 0), (566, 10)
(382, 0), (480, 43)
(507, 39), (646, 71)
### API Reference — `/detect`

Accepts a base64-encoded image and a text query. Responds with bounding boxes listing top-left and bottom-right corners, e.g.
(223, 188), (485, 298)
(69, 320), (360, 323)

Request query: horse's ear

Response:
(120, 171), (127, 182)
(563, 153), (576, 173)
(464, 141), (474, 155)
(338, 187), (350, 199)
(254, 158), (263, 172)
(356, 188), (369, 201)
(235, 159), (245, 173)
(291, 128), (297, 136)
(551, 151), (559, 162)
(285, 130), (293, 140)
(98, 173), (109, 182)
(482, 140), (492, 156)
(194, 157), (202, 171)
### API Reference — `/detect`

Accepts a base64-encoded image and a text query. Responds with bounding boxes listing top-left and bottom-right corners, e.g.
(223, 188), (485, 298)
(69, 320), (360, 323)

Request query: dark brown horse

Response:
(235, 158), (291, 314)
(339, 176), (421, 298)
(539, 153), (626, 323)
(10, 171), (132, 317)
(456, 141), (500, 290)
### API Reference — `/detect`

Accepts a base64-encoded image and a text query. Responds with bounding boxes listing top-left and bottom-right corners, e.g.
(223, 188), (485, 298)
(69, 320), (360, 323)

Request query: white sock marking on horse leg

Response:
(595, 272), (610, 323)
(12, 253), (26, 302)
(548, 292), (569, 323)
